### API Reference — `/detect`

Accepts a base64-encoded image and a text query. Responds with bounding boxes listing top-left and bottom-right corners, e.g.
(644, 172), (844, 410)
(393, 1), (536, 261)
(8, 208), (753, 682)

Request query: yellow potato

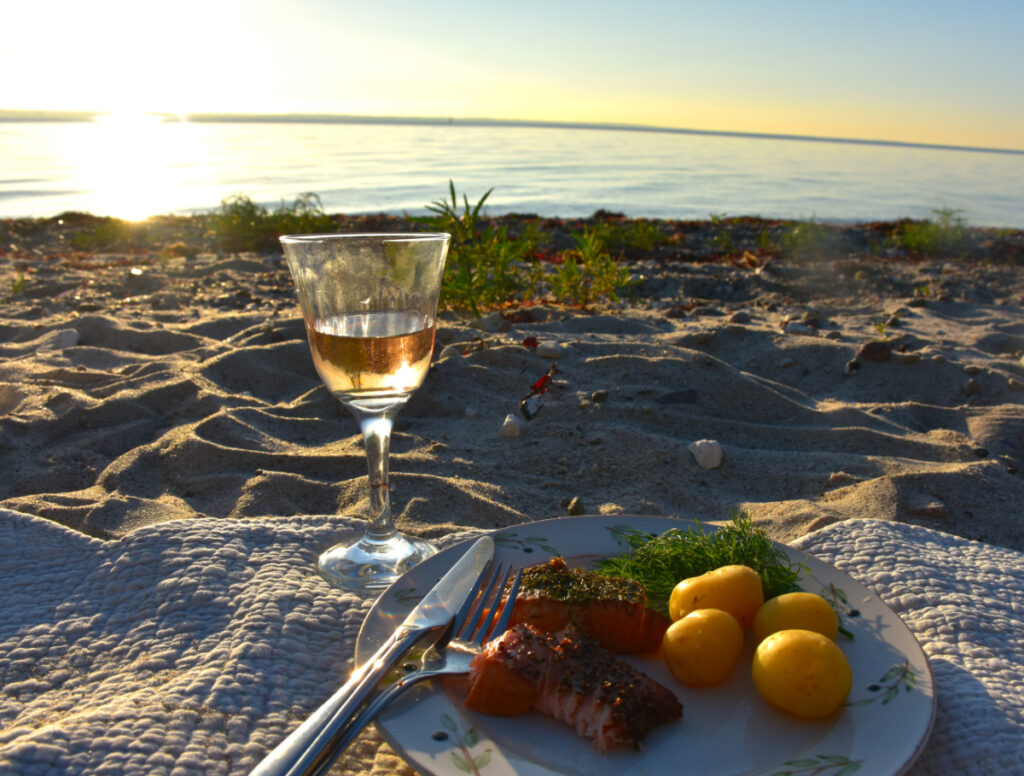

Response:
(753, 592), (839, 644)
(752, 629), (852, 719)
(662, 609), (744, 687)
(668, 564), (764, 629)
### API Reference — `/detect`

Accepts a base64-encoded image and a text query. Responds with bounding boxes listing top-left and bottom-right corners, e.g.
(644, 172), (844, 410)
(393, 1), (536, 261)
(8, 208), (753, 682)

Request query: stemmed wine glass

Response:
(280, 232), (450, 589)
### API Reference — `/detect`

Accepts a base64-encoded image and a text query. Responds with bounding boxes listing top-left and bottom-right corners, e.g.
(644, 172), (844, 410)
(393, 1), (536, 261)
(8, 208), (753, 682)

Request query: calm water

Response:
(3, 117), (1023, 227)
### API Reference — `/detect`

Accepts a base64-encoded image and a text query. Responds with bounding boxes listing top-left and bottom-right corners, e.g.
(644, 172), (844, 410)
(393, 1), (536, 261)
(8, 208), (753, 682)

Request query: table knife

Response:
(251, 535), (494, 776)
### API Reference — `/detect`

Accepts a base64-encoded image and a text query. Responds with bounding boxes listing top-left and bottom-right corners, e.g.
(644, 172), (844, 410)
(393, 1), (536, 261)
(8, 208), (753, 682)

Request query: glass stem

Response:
(355, 407), (400, 543)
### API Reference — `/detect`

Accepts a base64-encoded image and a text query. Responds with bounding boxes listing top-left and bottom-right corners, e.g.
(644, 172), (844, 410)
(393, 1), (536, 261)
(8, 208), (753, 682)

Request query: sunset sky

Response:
(3, 0), (1023, 150)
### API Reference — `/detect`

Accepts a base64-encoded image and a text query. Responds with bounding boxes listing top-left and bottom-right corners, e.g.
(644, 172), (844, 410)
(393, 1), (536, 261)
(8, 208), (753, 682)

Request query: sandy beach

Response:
(1, 212), (1023, 773)
(3, 213), (1022, 548)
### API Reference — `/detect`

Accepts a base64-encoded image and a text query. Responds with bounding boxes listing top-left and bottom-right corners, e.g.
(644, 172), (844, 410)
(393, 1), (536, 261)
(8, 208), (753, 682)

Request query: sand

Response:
(1, 215), (1023, 773)
(2, 220), (1022, 550)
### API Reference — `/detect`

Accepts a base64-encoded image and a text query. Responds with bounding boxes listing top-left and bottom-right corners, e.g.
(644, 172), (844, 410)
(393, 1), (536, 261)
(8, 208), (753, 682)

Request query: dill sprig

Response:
(597, 511), (805, 617)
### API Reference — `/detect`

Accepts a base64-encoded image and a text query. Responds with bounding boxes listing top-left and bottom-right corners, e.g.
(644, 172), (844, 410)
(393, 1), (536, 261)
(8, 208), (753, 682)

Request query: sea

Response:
(2, 116), (1023, 228)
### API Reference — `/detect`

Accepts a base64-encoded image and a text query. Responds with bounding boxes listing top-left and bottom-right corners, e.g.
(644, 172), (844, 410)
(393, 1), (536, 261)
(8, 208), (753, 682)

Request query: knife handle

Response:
(310, 666), (435, 776)
(251, 628), (423, 776)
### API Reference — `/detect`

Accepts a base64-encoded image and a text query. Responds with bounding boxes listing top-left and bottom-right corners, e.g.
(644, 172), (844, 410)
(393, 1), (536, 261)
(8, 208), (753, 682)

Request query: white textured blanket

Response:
(793, 519), (1024, 776)
(2, 511), (1022, 775)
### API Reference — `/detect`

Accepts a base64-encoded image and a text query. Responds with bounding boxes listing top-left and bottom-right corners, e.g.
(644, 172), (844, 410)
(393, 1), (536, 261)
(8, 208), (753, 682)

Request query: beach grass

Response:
(6, 191), (1020, 319)
(895, 207), (970, 258)
(211, 193), (335, 252)
(425, 181), (635, 314)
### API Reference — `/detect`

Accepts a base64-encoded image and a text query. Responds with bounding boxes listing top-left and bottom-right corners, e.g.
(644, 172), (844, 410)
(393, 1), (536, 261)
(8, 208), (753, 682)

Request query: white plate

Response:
(356, 515), (935, 776)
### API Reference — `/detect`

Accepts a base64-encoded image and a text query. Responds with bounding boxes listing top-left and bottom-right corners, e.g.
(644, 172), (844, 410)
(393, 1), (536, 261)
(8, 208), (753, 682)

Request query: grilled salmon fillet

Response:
(510, 557), (670, 653)
(464, 623), (682, 753)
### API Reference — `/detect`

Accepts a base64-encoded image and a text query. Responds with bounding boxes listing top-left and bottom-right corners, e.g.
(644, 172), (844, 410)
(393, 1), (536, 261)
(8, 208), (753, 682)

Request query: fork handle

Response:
(251, 628), (425, 776)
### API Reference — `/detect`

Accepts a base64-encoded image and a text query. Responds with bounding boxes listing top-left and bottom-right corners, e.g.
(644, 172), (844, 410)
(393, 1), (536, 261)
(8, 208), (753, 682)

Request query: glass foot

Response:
(317, 532), (438, 591)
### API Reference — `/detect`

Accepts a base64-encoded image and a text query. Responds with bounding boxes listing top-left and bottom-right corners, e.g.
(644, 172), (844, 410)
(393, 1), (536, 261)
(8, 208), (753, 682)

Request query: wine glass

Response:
(280, 232), (450, 589)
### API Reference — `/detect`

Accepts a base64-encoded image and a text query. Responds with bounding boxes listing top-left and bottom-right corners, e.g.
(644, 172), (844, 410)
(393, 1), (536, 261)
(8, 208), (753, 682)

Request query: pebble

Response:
(35, 329), (79, 352)
(964, 378), (981, 396)
(827, 471), (859, 488)
(728, 311), (752, 324)
(906, 500), (949, 520)
(591, 389), (609, 402)
(537, 343), (563, 359)
(657, 388), (698, 404)
(499, 414), (521, 437)
(692, 330), (715, 345)
(474, 311), (508, 333)
(565, 496), (584, 516)
(897, 352), (921, 365)
(844, 360), (860, 376)
(963, 364), (983, 375)
(857, 341), (892, 363)
(438, 342), (467, 360)
(688, 439), (723, 470)
(783, 322), (813, 335)
(824, 330), (842, 340)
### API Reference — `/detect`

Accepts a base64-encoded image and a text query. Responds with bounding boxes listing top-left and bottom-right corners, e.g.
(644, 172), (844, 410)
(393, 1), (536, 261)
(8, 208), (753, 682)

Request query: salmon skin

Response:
(510, 557), (669, 653)
(464, 623), (682, 753)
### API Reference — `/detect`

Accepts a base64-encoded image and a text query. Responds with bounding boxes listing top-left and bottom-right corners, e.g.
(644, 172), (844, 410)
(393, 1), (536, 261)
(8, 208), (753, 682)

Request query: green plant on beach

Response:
(426, 182), (541, 315)
(10, 273), (27, 295)
(426, 181), (633, 314)
(69, 217), (150, 251)
(914, 282), (934, 298)
(551, 226), (635, 309)
(212, 192), (334, 252)
(781, 217), (830, 260)
(757, 227), (781, 253)
(591, 217), (667, 254)
(709, 212), (735, 255)
(896, 207), (969, 258)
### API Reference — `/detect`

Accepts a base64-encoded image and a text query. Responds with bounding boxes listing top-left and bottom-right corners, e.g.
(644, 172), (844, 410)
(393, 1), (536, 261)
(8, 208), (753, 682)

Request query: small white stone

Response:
(474, 310), (507, 333)
(36, 328), (80, 352)
(438, 342), (466, 360)
(537, 342), (563, 359)
(783, 322), (813, 335)
(499, 413), (521, 437)
(688, 439), (723, 469)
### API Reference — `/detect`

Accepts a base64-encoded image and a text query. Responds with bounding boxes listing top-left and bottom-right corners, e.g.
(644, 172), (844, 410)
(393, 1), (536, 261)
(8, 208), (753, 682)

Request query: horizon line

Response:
(2, 108), (1023, 157)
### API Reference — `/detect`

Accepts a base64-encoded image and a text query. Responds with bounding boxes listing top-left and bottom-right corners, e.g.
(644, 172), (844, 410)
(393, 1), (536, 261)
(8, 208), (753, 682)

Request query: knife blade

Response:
(251, 535), (495, 776)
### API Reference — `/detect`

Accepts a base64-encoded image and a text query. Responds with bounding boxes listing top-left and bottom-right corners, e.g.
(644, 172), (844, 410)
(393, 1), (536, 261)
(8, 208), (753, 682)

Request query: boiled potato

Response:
(753, 592), (839, 644)
(668, 564), (764, 629)
(752, 629), (852, 719)
(662, 608), (744, 687)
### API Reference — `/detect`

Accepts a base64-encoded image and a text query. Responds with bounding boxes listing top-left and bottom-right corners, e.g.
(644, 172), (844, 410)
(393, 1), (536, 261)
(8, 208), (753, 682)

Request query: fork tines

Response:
(459, 562), (522, 646)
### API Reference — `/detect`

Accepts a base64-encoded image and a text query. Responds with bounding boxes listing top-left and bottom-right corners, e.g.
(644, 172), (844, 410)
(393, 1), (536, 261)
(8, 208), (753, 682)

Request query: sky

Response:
(3, 0), (1023, 150)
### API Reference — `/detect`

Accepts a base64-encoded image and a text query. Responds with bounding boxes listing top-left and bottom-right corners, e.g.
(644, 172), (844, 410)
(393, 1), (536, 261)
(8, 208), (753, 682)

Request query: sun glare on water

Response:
(68, 113), (218, 221)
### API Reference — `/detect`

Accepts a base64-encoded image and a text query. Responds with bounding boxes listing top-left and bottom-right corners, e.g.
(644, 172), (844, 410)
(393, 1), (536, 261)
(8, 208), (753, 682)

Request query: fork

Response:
(309, 562), (523, 776)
